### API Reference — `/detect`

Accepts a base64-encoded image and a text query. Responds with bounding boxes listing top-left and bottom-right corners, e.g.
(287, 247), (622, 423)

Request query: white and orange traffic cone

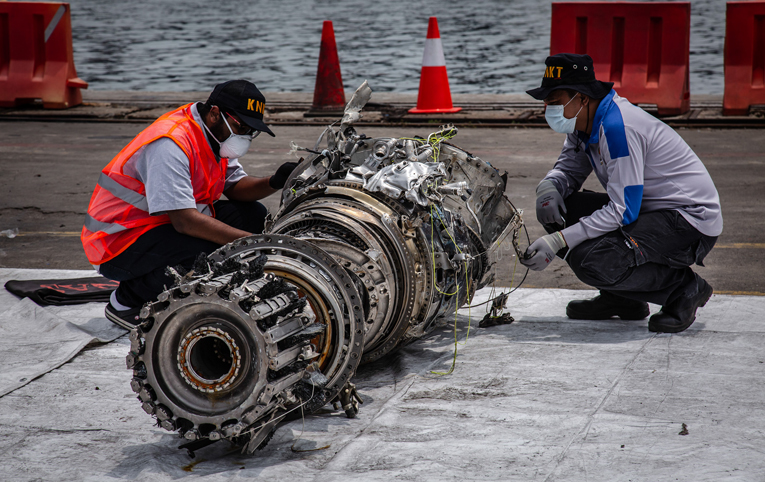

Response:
(409, 17), (461, 114)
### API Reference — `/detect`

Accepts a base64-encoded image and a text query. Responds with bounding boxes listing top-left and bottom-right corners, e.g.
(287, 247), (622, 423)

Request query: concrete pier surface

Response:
(0, 94), (764, 480)
(0, 96), (763, 294)
(2, 91), (764, 128)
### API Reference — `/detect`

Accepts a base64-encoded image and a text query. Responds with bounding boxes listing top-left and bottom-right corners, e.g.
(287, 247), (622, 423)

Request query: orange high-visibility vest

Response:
(81, 104), (229, 265)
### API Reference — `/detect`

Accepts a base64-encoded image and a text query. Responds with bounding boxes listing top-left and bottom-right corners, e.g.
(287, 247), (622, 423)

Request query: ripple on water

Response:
(64, 0), (725, 94)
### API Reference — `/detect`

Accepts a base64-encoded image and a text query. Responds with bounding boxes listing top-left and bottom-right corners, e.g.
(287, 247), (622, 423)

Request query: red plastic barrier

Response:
(723, 1), (765, 116)
(0, 2), (87, 109)
(550, 2), (690, 115)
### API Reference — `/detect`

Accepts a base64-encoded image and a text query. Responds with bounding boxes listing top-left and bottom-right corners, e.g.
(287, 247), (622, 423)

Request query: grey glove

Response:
(519, 232), (567, 271)
(536, 180), (567, 226)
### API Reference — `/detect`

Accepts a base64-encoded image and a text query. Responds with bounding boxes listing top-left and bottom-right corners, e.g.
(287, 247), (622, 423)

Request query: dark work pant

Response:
(99, 200), (267, 308)
(545, 191), (717, 307)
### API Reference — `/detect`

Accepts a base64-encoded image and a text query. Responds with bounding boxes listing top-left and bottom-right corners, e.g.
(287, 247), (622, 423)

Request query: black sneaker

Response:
(105, 302), (142, 330)
(649, 278), (713, 333)
(566, 290), (650, 320)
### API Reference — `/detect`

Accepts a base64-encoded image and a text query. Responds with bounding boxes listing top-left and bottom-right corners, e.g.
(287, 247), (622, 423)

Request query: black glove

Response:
(269, 162), (298, 189)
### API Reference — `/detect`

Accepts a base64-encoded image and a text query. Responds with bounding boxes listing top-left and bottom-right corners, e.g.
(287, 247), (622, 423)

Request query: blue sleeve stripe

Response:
(602, 104), (630, 160)
(622, 185), (643, 225)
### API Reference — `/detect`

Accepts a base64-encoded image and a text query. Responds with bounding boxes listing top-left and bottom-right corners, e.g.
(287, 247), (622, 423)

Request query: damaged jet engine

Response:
(125, 82), (524, 455)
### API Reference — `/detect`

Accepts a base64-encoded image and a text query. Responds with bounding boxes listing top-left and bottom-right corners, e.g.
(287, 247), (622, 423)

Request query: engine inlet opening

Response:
(190, 336), (232, 382)
(177, 326), (242, 393)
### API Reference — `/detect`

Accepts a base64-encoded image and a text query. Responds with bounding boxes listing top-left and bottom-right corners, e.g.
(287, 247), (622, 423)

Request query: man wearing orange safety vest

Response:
(81, 80), (297, 329)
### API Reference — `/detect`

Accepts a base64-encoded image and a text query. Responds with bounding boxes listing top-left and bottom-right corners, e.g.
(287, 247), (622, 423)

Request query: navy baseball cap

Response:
(526, 53), (614, 101)
(208, 80), (275, 137)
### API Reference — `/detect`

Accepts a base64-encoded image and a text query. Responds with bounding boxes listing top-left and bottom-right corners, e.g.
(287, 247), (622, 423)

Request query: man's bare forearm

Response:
(167, 208), (250, 245)
(224, 176), (276, 201)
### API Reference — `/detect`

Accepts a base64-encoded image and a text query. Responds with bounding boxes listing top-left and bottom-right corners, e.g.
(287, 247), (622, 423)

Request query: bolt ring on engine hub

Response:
(177, 326), (242, 393)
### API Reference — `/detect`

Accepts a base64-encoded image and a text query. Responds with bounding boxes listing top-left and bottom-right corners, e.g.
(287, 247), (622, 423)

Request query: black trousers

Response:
(100, 200), (267, 308)
(546, 191), (717, 307)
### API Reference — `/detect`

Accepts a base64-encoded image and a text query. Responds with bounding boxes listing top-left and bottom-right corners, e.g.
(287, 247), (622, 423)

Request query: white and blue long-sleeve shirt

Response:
(544, 90), (723, 250)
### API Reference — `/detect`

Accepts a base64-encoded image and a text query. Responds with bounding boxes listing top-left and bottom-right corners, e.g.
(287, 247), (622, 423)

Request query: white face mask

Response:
(545, 93), (583, 134)
(203, 114), (255, 159)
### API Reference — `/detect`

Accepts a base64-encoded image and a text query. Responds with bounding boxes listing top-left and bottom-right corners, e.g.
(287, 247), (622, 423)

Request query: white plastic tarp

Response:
(1, 269), (764, 481)
(0, 268), (125, 397)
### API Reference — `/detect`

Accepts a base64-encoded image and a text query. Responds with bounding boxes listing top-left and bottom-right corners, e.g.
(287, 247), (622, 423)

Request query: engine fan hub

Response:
(177, 326), (242, 393)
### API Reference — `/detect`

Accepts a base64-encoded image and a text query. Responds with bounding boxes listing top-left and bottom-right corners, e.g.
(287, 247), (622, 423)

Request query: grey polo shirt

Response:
(121, 102), (247, 216)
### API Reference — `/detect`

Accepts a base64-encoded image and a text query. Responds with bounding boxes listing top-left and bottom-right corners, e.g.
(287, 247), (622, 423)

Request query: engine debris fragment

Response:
(128, 81), (524, 455)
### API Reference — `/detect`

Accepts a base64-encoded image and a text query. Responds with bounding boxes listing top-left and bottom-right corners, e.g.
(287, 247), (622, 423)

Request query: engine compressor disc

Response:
(126, 235), (364, 453)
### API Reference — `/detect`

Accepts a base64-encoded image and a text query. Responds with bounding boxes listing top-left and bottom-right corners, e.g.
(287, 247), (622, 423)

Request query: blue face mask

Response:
(545, 93), (583, 134)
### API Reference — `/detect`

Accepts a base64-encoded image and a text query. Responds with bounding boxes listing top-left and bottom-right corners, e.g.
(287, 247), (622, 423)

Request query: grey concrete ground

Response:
(0, 105), (764, 481)
(0, 120), (763, 294)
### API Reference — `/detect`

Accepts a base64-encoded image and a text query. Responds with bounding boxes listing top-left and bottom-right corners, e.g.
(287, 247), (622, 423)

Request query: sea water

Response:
(63, 0), (725, 94)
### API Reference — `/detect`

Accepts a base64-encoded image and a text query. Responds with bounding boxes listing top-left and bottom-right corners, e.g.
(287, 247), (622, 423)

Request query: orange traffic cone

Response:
(311, 20), (346, 111)
(409, 17), (461, 114)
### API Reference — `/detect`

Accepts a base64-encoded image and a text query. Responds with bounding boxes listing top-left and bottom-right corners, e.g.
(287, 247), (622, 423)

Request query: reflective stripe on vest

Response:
(97, 173), (149, 212)
(84, 173), (149, 235)
(100, 170), (211, 218)
(84, 214), (127, 235)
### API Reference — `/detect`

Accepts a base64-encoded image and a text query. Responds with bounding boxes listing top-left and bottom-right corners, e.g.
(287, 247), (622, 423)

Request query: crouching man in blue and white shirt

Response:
(520, 53), (722, 333)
